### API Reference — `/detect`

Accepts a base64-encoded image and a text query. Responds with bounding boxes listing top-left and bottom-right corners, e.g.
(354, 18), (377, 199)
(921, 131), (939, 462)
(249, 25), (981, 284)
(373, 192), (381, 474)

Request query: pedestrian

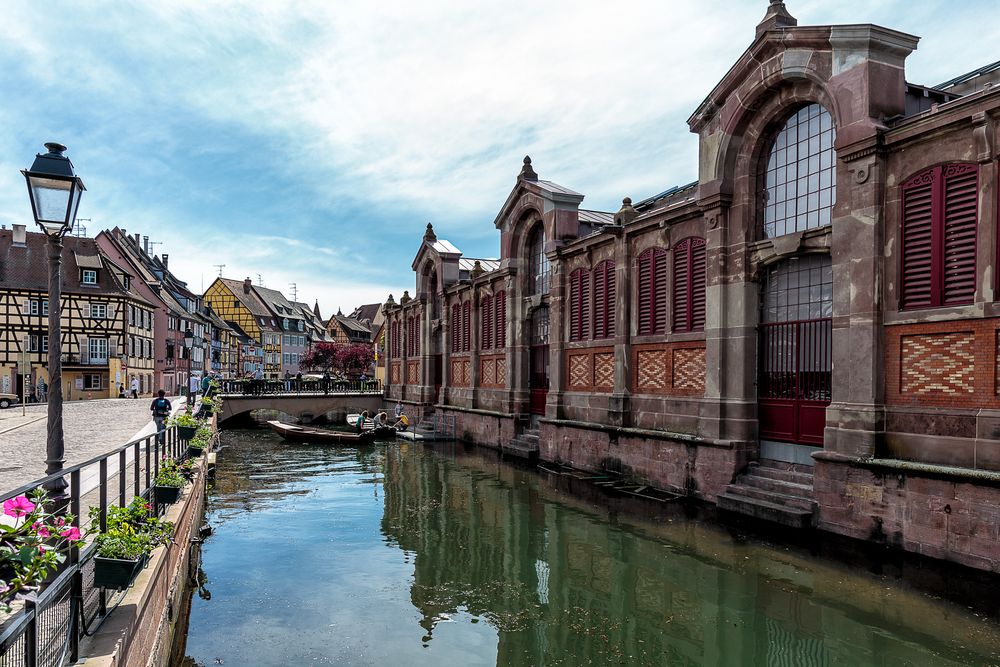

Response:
(322, 370), (331, 395)
(295, 371), (302, 392)
(118, 383), (126, 399)
(253, 367), (264, 395)
(36, 378), (46, 403)
(188, 374), (200, 406)
(284, 369), (292, 392)
(201, 373), (211, 397)
(130, 376), (139, 399)
(150, 389), (172, 445)
(394, 401), (403, 420)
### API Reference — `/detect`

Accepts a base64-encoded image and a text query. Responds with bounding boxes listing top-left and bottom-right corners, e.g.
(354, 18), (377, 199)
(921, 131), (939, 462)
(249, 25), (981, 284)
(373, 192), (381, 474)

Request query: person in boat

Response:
(393, 413), (409, 431)
(374, 412), (387, 428)
(356, 410), (369, 433)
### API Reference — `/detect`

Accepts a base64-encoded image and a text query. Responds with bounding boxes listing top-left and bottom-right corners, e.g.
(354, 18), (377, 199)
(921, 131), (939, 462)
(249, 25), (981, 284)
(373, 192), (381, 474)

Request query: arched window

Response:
(672, 238), (706, 333)
(391, 320), (400, 357)
(763, 103), (836, 238)
(568, 268), (589, 341)
(637, 248), (667, 335)
(451, 303), (460, 353)
(593, 260), (616, 339)
(494, 291), (507, 349)
(462, 300), (471, 352)
(481, 295), (493, 350)
(406, 316), (419, 357)
(900, 164), (978, 309)
(528, 225), (550, 295)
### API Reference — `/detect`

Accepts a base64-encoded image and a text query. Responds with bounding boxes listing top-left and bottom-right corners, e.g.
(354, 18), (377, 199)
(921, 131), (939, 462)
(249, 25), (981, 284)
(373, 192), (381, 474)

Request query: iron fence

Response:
(219, 378), (382, 396)
(0, 425), (186, 667)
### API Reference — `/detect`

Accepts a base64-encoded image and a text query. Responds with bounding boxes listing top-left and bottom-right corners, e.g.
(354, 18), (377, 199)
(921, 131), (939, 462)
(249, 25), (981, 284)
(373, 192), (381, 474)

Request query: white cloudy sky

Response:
(0, 1), (996, 314)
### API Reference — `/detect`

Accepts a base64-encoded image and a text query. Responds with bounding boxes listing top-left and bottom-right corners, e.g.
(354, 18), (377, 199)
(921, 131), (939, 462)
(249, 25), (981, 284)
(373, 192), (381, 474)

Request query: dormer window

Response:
(283, 318), (289, 330)
(82, 269), (98, 285)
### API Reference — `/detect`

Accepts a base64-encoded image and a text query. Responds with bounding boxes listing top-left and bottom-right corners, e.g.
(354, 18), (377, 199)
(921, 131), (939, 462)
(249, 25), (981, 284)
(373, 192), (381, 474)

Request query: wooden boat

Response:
(267, 421), (374, 445)
(372, 426), (397, 439)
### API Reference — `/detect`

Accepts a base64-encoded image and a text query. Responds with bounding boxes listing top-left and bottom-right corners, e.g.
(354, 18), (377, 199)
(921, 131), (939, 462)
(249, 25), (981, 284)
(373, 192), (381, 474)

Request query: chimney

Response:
(162, 254), (169, 269)
(243, 277), (252, 294)
(134, 233), (140, 247)
(143, 235), (149, 254)
(12, 224), (27, 246)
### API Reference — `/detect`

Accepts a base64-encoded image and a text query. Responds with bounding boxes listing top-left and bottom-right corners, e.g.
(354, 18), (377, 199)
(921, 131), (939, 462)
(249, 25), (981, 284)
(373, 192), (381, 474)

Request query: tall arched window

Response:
(528, 225), (550, 295)
(637, 248), (667, 335)
(568, 268), (589, 341)
(481, 295), (493, 350)
(593, 260), (616, 339)
(672, 238), (706, 333)
(762, 103), (836, 238)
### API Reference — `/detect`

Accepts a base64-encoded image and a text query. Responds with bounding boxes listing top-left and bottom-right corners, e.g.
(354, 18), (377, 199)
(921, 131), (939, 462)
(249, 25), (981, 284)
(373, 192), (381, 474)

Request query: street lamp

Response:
(184, 328), (194, 398)
(22, 143), (86, 501)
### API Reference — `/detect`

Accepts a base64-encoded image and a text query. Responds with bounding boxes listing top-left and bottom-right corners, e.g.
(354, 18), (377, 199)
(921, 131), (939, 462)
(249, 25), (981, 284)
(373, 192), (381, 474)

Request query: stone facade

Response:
(383, 3), (1000, 571)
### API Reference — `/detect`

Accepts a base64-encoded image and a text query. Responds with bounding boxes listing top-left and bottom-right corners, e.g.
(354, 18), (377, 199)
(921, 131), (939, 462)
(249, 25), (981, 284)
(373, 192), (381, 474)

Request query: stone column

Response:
(470, 291), (481, 409)
(609, 208), (632, 427)
(508, 273), (529, 417)
(545, 253), (565, 420)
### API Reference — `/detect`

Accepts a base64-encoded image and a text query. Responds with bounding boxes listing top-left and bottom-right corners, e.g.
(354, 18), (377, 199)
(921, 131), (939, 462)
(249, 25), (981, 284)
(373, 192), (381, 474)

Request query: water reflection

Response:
(177, 433), (1000, 667)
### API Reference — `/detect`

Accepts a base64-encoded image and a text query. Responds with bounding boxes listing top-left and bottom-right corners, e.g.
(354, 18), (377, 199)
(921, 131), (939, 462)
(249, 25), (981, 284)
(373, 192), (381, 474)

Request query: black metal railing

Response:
(0, 425), (186, 667)
(219, 378), (383, 396)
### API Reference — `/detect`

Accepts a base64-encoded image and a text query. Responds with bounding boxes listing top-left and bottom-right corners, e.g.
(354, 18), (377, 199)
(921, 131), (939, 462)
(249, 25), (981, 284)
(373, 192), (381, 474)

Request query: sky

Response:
(0, 1), (996, 315)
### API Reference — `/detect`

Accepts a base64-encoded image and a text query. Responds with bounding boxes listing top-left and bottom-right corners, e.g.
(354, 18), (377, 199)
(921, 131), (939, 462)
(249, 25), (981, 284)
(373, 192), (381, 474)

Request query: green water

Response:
(177, 431), (1000, 666)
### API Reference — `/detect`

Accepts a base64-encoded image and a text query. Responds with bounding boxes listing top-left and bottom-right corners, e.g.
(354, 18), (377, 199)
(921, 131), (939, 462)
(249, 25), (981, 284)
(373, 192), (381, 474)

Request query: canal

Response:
(175, 430), (1000, 666)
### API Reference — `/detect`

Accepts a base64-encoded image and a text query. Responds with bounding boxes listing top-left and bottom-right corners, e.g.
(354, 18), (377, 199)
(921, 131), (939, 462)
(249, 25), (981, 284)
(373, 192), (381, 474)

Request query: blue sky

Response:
(1, 1), (996, 314)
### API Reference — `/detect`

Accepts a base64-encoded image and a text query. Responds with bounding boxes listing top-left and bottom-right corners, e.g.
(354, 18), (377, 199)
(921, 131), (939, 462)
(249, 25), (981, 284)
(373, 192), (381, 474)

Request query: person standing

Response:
(322, 370), (331, 395)
(150, 390), (172, 445)
(188, 374), (200, 406)
(394, 401), (403, 420)
(36, 378), (47, 403)
(130, 376), (140, 399)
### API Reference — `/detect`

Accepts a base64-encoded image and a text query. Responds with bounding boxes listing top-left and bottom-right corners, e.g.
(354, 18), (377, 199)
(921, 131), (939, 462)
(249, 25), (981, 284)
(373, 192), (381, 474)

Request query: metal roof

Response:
(432, 239), (462, 255)
(458, 258), (500, 273)
(535, 180), (582, 197)
(633, 181), (699, 211)
(936, 59), (1000, 90)
(579, 210), (614, 225)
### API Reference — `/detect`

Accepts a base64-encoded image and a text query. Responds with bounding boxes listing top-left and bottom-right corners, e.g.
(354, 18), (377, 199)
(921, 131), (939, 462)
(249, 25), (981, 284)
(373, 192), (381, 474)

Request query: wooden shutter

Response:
(80, 336), (89, 363)
(481, 296), (492, 350)
(495, 292), (506, 349)
(593, 263), (608, 339)
(901, 170), (935, 309)
(462, 301), (471, 352)
(942, 165), (978, 305)
(690, 238), (706, 331)
(451, 304), (460, 353)
(83, 302), (91, 318)
(639, 248), (666, 335)
(673, 240), (691, 332)
(570, 268), (589, 341)
(653, 249), (666, 334)
(637, 250), (652, 335)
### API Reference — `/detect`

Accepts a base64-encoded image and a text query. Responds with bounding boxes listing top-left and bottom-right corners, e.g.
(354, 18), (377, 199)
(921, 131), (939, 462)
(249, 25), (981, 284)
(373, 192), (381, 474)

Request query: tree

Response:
(299, 342), (338, 372)
(337, 343), (374, 376)
(299, 342), (373, 376)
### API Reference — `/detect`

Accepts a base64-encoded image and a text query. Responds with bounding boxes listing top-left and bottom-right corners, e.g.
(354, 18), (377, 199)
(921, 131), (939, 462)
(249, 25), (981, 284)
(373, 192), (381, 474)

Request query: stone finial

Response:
(756, 0), (797, 38)
(423, 223), (437, 243)
(614, 196), (638, 226)
(400, 290), (411, 304)
(384, 293), (396, 309)
(470, 260), (484, 279)
(519, 155), (538, 181)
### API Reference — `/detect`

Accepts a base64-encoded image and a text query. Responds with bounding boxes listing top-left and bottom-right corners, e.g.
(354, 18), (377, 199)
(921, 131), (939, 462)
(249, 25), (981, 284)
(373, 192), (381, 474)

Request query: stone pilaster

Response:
(610, 227), (631, 427)
(470, 291), (481, 408)
(546, 254), (566, 420)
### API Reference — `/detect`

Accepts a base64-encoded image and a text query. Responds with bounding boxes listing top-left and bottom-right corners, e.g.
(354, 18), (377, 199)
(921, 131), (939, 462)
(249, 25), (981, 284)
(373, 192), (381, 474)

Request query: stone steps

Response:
(717, 492), (814, 529)
(718, 461), (816, 529)
(722, 483), (815, 512)
(503, 428), (540, 460)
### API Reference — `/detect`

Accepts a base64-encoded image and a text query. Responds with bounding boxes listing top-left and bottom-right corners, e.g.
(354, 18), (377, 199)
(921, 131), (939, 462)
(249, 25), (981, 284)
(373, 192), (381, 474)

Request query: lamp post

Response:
(22, 143), (86, 501)
(184, 328), (194, 400)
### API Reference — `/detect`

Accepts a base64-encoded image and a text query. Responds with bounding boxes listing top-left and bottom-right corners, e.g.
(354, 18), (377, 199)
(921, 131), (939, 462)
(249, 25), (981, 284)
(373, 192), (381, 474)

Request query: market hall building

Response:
(383, 2), (1000, 572)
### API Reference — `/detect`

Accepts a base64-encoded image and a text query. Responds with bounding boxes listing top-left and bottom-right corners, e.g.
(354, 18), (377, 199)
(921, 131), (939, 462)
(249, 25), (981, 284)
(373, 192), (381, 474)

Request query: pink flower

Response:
(144, 503), (153, 512)
(60, 526), (81, 540)
(3, 496), (36, 518)
(36, 526), (51, 538)
(37, 545), (45, 554)
(56, 517), (65, 527)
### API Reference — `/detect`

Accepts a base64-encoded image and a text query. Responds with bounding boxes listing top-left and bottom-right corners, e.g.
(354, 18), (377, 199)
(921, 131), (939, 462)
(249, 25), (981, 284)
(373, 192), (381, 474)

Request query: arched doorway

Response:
(758, 254), (832, 462)
(529, 306), (550, 419)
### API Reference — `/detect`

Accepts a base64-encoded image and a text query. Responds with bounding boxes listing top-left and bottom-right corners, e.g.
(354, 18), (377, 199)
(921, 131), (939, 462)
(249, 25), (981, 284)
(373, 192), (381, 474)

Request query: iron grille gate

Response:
(759, 318), (832, 446)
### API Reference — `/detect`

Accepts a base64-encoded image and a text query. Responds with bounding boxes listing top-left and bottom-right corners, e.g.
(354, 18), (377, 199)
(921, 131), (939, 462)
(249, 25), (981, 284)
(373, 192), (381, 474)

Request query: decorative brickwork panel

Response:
(496, 358), (506, 386)
(900, 332), (974, 395)
(462, 359), (471, 385)
(996, 331), (1000, 396)
(482, 358), (496, 386)
(406, 360), (419, 384)
(390, 362), (400, 385)
(672, 347), (705, 393)
(636, 350), (668, 392)
(593, 353), (614, 390)
(451, 358), (465, 386)
(569, 354), (591, 390)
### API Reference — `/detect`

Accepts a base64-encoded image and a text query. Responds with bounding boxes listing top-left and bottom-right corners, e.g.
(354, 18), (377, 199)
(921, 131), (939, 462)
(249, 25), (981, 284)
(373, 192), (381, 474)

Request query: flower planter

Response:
(155, 485), (182, 504)
(93, 554), (148, 590)
(176, 425), (198, 440)
(186, 445), (205, 459)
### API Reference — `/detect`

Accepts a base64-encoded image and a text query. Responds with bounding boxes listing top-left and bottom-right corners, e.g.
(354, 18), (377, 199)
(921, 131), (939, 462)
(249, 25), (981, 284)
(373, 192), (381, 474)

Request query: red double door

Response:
(529, 344), (549, 416)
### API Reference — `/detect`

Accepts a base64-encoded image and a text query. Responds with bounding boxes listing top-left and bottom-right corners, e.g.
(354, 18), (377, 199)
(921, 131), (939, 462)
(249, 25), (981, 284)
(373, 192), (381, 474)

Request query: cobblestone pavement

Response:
(0, 396), (185, 494)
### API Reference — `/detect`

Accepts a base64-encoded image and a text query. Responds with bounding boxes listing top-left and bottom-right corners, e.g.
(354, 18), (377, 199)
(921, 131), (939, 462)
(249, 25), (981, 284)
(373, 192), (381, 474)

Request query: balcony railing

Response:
(0, 426), (187, 666)
(219, 378), (383, 396)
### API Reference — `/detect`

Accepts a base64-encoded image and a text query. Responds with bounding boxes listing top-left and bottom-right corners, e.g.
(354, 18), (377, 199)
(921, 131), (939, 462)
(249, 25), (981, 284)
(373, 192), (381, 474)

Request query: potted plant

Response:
(91, 498), (173, 590)
(171, 413), (199, 440)
(1, 490), (84, 611)
(178, 457), (197, 480)
(153, 459), (186, 504)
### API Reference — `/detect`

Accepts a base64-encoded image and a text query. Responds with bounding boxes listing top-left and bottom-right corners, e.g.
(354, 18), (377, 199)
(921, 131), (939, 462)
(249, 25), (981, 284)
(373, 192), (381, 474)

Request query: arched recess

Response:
(527, 304), (550, 419)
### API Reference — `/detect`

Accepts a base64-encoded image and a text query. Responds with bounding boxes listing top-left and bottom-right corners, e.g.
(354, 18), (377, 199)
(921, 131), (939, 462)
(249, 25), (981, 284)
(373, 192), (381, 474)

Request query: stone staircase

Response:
(717, 460), (816, 529)
(502, 428), (540, 460)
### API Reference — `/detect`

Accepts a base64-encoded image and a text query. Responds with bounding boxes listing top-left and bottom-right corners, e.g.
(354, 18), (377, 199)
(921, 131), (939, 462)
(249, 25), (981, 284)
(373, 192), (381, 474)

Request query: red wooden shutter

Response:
(942, 165), (978, 305)
(495, 291), (506, 349)
(482, 296), (492, 350)
(451, 304), (460, 352)
(463, 301), (471, 352)
(570, 269), (581, 341)
(652, 249), (667, 334)
(594, 262), (615, 339)
(637, 250), (652, 335)
(673, 240), (691, 332)
(901, 170), (936, 309)
(691, 239), (706, 331)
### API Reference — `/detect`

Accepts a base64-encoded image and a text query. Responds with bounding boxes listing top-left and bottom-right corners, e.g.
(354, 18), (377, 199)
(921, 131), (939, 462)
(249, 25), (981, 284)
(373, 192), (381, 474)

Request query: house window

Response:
(89, 338), (108, 362)
(481, 295), (493, 350)
(672, 238), (707, 333)
(82, 270), (98, 285)
(27, 335), (39, 352)
(900, 164), (979, 309)
(83, 374), (103, 390)
(636, 248), (667, 335)
(41, 336), (48, 353)
(593, 260), (616, 340)
(763, 254), (832, 322)
(41, 301), (48, 316)
(531, 306), (550, 345)
(568, 268), (590, 342)
(762, 103), (836, 238)
(494, 291), (506, 349)
(91, 303), (107, 319)
(28, 300), (40, 316)
(528, 225), (550, 295)
(298, 321), (304, 332)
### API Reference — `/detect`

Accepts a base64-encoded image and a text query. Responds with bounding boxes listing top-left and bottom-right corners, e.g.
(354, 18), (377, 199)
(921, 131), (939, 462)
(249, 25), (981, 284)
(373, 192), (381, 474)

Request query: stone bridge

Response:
(217, 391), (386, 426)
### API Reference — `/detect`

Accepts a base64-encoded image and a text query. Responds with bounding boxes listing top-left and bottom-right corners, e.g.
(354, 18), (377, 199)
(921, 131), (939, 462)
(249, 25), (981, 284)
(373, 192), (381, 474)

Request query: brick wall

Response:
(450, 356), (471, 387)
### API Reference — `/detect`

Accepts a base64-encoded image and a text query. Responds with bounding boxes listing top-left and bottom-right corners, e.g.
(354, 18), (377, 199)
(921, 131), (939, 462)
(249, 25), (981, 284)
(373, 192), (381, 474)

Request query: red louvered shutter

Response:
(451, 304), (460, 352)
(495, 292), (506, 349)
(942, 165), (978, 305)
(637, 250), (652, 334)
(593, 263), (609, 339)
(481, 296), (492, 350)
(570, 269), (582, 341)
(463, 301), (471, 352)
(673, 240), (691, 332)
(653, 249), (667, 334)
(690, 238), (706, 332)
(901, 170), (935, 309)
(606, 262), (616, 338)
